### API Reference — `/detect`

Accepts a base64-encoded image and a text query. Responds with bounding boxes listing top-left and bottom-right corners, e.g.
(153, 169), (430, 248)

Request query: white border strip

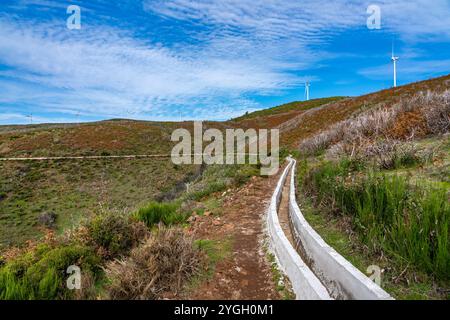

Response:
(288, 158), (393, 300)
(266, 160), (331, 300)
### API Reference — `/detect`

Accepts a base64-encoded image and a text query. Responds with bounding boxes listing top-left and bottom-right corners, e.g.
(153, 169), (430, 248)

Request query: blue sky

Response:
(0, 0), (449, 124)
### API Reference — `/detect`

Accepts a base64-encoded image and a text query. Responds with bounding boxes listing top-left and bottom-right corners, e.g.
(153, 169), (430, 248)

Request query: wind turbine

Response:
(391, 44), (399, 88)
(304, 82), (311, 101)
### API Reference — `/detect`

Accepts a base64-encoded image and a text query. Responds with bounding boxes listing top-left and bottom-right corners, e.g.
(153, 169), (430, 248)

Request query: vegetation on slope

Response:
(303, 159), (449, 279)
(0, 119), (221, 249)
(299, 90), (450, 156)
(232, 97), (345, 121)
(281, 74), (450, 147)
(1, 74), (449, 300)
(0, 151), (261, 299)
(0, 204), (202, 300)
(0, 158), (199, 249)
(294, 82), (450, 299)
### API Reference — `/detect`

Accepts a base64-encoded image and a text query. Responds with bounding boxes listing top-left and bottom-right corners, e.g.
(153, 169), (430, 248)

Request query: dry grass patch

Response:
(104, 227), (205, 300)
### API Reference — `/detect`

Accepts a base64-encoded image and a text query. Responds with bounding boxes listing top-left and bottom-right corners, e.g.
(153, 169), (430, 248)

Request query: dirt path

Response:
(0, 154), (173, 161)
(187, 169), (286, 300)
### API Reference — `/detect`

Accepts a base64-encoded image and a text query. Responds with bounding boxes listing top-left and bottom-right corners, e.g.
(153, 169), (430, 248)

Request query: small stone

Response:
(38, 211), (57, 228)
(240, 280), (249, 287)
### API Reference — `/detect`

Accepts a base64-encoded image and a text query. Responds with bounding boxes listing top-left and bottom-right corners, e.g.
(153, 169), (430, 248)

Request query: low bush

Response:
(104, 228), (205, 299)
(0, 211), (151, 300)
(362, 140), (425, 170)
(134, 202), (187, 228)
(185, 163), (260, 201)
(424, 99), (450, 134)
(188, 182), (227, 201)
(232, 165), (260, 185)
(82, 212), (148, 258)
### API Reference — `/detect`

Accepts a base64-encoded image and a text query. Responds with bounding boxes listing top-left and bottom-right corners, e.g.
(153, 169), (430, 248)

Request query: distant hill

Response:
(232, 97), (346, 121)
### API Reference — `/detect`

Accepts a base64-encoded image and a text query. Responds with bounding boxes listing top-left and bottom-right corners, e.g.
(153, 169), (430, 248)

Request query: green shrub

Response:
(232, 165), (260, 185)
(186, 163), (259, 202)
(85, 212), (140, 257)
(0, 211), (148, 300)
(134, 202), (187, 228)
(380, 148), (424, 170)
(0, 244), (101, 300)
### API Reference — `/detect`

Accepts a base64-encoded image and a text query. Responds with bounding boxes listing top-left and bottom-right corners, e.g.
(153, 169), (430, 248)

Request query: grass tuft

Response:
(133, 201), (187, 228)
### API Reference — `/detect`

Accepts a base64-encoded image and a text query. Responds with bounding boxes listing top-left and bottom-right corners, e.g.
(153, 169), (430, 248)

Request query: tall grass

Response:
(304, 160), (450, 280)
(134, 201), (187, 228)
(188, 182), (227, 201)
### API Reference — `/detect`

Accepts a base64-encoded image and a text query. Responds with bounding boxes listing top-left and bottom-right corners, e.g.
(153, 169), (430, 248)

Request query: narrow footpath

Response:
(188, 168), (286, 299)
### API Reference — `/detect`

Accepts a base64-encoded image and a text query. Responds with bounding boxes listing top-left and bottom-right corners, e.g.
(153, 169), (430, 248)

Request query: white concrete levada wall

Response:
(288, 158), (393, 300)
(266, 160), (331, 300)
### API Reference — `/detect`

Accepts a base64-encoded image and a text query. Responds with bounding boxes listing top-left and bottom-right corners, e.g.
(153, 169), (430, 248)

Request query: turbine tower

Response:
(304, 82), (310, 101)
(391, 45), (399, 88)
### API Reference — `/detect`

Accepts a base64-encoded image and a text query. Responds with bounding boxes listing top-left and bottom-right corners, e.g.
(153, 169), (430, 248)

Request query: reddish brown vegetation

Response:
(389, 110), (428, 140)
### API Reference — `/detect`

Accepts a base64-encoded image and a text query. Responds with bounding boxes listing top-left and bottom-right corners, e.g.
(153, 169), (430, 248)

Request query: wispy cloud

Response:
(0, 112), (77, 124)
(144, 0), (364, 42)
(0, 16), (308, 120)
(144, 0), (450, 42)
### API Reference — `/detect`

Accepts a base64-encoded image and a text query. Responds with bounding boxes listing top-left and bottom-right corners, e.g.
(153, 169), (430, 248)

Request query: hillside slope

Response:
(290, 75), (450, 299)
(229, 74), (450, 148)
(280, 75), (450, 147)
(0, 121), (209, 248)
(0, 74), (448, 300)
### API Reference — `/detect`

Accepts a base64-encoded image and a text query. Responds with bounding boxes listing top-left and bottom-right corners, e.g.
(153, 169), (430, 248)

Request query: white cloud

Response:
(377, 0), (450, 41)
(0, 112), (77, 125)
(144, 0), (450, 42)
(0, 15), (316, 120)
(359, 59), (450, 80)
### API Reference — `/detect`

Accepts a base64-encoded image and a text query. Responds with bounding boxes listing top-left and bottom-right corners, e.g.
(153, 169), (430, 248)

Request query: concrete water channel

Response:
(268, 158), (393, 300)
